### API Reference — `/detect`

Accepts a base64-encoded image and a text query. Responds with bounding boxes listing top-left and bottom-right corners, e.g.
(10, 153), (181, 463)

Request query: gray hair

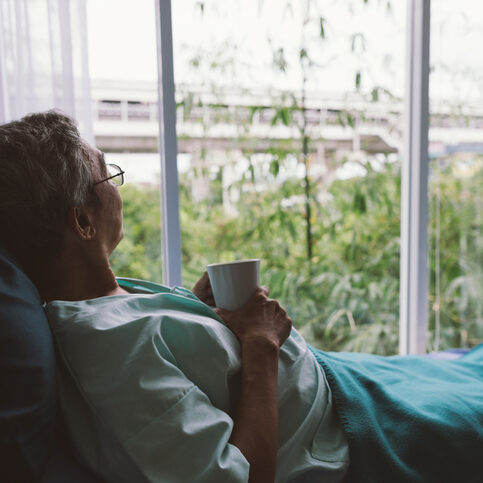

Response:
(0, 110), (95, 276)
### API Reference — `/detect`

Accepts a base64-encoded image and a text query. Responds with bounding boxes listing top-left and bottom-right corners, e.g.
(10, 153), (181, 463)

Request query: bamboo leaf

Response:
(371, 87), (379, 102)
(319, 17), (326, 39)
(273, 47), (288, 72)
(280, 107), (291, 126)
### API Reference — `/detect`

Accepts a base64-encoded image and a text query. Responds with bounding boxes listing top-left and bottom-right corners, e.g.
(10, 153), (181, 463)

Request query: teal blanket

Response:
(309, 344), (483, 483)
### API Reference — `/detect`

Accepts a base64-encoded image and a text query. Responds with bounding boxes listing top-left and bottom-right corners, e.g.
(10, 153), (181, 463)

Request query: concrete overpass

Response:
(91, 78), (483, 165)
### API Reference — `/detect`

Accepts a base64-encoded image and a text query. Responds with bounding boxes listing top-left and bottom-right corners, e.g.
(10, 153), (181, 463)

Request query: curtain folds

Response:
(0, 0), (93, 142)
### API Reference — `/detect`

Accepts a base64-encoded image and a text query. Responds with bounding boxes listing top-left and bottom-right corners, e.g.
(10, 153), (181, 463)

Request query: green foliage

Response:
(111, 155), (482, 355)
(110, 184), (162, 282)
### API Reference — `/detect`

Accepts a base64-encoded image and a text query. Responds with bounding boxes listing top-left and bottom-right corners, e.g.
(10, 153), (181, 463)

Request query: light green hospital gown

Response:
(45, 278), (349, 483)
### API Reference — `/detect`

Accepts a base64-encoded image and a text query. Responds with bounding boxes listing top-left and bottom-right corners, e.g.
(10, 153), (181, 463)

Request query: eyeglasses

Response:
(94, 164), (125, 187)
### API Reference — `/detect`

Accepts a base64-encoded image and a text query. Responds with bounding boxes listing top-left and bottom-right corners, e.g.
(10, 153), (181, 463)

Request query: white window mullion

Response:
(155, 0), (182, 287)
(399, 0), (431, 355)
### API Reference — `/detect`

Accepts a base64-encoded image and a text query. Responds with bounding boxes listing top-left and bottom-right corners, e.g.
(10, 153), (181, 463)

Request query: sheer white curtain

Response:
(0, 0), (93, 142)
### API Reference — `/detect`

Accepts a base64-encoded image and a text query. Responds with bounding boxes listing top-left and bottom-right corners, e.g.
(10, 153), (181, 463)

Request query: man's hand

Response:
(192, 271), (215, 306)
(215, 286), (292, 348)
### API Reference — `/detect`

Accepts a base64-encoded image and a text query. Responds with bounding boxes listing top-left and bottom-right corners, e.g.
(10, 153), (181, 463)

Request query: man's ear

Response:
(67, 206), (96, 240)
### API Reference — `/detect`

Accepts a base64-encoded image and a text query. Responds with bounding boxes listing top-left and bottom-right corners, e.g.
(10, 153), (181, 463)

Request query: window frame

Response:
(155, 0), (182, 287)
(399, 0), (431, 355)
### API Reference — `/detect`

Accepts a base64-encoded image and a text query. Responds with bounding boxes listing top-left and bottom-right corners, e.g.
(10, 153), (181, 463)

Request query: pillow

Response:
(0, 244), (56, 481)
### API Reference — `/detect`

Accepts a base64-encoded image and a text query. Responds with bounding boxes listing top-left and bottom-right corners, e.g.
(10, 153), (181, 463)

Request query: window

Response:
(171, 0), (406, 354)
(85, 0), (481, 354)
(87, 0), (164, 282)
(428, 0), (483, 350)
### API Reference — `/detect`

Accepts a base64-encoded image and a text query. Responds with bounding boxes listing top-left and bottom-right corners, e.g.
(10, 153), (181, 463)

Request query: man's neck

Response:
(37, 250), (126, 302)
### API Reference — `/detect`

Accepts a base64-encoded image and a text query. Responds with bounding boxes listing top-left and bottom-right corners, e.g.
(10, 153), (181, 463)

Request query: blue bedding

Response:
(309, 344), (483, 483)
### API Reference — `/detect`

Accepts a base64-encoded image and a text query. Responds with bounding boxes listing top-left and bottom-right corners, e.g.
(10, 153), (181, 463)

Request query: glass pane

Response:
(86, 0), (163, 281)
(428, 0), (483, 350)
(173, 0), (406, 354)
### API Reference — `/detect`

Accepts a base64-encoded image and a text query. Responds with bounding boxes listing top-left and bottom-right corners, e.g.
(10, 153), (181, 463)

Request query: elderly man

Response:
(0, 111), (349, 482)
(0, 111), (481, 483)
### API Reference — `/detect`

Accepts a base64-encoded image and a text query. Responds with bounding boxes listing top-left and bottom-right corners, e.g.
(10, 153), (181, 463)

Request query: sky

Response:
(86, 0), (406, 96)
(86, 0), (483, 102)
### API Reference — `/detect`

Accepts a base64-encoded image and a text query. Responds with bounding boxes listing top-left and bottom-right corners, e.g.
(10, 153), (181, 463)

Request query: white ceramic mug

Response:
(207, 259), (260, 311)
